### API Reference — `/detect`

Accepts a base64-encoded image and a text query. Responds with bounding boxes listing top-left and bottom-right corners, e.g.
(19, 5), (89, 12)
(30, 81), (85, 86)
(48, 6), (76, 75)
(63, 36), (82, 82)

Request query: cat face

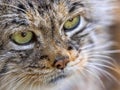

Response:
(0, 0), (119, 90)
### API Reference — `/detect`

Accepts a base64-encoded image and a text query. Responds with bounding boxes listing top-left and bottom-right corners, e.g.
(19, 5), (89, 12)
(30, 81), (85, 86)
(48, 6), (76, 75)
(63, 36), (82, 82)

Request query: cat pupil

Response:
(21, 32), (27, 37)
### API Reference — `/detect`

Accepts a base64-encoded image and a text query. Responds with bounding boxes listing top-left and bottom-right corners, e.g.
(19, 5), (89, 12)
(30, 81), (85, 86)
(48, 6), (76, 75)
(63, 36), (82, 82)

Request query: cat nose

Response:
(53, 56), (69, 70)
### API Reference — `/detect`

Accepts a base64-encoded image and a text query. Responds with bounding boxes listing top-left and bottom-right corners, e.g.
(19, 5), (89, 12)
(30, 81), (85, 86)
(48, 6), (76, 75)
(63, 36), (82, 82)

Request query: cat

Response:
(0, 0), (120, 90)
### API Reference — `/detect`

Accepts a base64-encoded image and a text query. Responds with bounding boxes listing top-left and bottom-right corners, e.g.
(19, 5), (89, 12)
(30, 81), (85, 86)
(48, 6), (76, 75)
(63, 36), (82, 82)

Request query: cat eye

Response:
(11, 31), (34, 45)
(63, 15), (80, 31)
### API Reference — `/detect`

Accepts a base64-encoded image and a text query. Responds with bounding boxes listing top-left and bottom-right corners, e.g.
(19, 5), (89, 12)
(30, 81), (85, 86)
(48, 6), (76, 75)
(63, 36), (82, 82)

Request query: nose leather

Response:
(53, 56), (69, 70)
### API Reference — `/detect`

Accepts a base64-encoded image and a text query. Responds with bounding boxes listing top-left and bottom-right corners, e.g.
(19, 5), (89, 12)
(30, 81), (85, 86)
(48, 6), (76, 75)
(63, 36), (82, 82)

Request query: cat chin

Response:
(8, 79), (68, 90)
(0, 69), (73, 90)
(38, 75), (103, 90)
(1, 70), (104, 90)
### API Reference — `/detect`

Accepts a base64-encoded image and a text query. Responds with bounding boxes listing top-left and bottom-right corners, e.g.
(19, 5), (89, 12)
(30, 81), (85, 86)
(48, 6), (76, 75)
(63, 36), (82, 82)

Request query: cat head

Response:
(0, 0), (119, 90)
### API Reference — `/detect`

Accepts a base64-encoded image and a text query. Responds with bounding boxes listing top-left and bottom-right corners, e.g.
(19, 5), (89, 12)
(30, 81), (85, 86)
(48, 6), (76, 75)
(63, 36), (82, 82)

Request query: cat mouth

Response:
(49, 74), (66, 84)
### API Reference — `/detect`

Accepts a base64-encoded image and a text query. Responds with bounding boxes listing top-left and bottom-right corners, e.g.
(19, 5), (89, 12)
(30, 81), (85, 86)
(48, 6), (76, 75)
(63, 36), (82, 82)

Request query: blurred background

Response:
(108, 1), (120, 89)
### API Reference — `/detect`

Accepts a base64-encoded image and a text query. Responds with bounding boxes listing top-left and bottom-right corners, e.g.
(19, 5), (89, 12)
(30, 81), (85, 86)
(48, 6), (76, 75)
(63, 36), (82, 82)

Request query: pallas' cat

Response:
(0, 0), (120, 90)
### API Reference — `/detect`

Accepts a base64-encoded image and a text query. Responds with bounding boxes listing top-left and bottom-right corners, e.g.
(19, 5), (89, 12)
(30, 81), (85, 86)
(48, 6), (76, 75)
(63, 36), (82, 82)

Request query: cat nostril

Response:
(67, 46), (73, 50)
(53, 56), (69, 70)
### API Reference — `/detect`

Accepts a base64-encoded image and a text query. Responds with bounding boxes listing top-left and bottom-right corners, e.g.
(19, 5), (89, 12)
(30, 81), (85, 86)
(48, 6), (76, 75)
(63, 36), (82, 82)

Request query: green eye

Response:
(11, 31), (34, 45)
(63, 15), (80, 31)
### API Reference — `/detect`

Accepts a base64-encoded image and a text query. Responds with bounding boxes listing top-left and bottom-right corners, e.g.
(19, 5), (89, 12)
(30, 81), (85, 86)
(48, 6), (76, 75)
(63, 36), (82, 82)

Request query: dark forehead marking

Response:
(17, 3), (26, 13)
(28, 1), (34, 8)
(38, 1), (51, 10)
(11, 18), (28, 26)
(36, 0), (84, 14)
(18, 4), (26, 10)
(37, 1), (52, 16)
(13, 0), (84, 27)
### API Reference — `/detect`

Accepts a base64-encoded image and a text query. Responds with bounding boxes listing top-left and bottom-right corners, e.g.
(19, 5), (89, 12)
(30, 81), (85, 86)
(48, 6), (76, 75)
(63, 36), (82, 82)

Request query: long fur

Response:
(0, 0), (120, 90)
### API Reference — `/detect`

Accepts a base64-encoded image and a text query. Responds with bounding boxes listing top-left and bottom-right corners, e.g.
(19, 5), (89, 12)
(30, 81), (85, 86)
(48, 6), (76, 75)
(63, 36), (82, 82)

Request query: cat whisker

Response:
(85, 54), (119, 72)
(13, 72), (38, 90)
(86, 64), (119, 83)
(10, 74), (27, 90)
(0, 73), (25, 89)
(29, 76), (39, 90)
(79, 44), (95, 50)
(22, 76), (33, 90)
(0, 76), (12, 89)
(88, 59), (117, 69)
(93, 50), (120, 54)
(13, 74), (32, 90)
(29, 77), (35, 90)
(87, 54), (117, 65)
(83, 68), (105, 89)
(72, 64), (105, 89)
(80, 42), (113, 51)
(82, 49), (120, 55)
(88, 63), (119, 74)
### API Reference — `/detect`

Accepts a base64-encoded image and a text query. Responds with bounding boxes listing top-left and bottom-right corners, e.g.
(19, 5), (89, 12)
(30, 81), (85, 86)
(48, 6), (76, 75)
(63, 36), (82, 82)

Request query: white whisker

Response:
(92, 50), (120, 54)
(83, 69), (105, 89)
(86, 64), (118, 83)
(88, 63), (117, 73)
(83, 49), (120, 55)
(12, 74), (29, 90)
(80, 44), (94, 50)
(80, 42), (113, 51)
(29, 77), (38, 90)
(87, 55), (117, 65)
(0, 76), (16, 89)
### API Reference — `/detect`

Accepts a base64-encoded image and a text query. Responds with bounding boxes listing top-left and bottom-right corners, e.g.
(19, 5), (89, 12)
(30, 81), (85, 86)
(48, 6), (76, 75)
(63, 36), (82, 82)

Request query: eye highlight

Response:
(63, 15), (80, 31)
(11, 31), (34, 45)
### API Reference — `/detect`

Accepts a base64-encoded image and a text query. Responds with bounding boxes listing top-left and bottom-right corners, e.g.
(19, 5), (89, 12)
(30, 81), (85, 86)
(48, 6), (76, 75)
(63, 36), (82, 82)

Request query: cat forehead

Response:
(5, 0), (83, 27)
(5, 0), (82, 14)
(24, 1), (69, 28)
(0, 0), (115, 29)
(16, 0), (83, 17)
